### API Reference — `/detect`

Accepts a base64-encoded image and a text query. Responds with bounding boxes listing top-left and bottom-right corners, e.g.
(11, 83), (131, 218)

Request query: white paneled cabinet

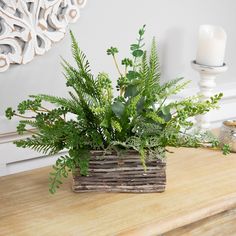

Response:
(0, 135), (66, 176)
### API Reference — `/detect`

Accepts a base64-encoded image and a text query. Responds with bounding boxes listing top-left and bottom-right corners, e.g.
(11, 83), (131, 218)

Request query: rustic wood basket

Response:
(72, 150), (166, 193)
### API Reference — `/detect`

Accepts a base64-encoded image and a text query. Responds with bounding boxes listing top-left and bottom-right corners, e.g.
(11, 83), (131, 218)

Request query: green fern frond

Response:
(62, 57), (100, 105)
(149, 37), (161, 83)
(158, 78), (190, 98)
(145, 111), (165, 124)
(70, 30), (91, 74)
(139, 51), (149, 80)
(19, 120), (38, 128)
(31, 94), (79, 113)
(14, 137), (60, 155)
(69, 32), (101, 103)
(49, 155), (75, 194)
(61, 59), (85, 92)
(111, 119), (122, 133)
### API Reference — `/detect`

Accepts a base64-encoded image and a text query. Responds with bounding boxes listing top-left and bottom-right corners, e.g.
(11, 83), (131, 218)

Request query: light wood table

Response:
(1, 147), (236, 236)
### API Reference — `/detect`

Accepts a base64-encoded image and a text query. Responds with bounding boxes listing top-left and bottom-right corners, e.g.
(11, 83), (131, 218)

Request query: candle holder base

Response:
(191, 60), (228, 130)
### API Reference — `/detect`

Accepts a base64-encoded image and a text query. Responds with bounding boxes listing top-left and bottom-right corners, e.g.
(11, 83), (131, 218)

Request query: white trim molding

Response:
(0, 129), (67, 176)
(0, 0), (86, 72)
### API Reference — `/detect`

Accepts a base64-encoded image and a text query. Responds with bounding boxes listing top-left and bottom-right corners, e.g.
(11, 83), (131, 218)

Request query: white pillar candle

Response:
(196, 25), (227, 67)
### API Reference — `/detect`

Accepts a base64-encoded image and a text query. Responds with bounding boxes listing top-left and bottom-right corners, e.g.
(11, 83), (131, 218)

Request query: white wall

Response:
(0, 0), (236, 175)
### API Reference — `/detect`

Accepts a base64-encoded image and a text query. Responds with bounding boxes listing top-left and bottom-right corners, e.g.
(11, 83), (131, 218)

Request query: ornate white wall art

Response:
(0, 0), (86, 72)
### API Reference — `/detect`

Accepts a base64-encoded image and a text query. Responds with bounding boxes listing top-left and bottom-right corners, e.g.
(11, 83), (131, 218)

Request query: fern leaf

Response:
(31, 94), (79, 113)
(62, 57), (100, 105)
(49, 155), (74, 194)
(19, 120), (38, 129)
(14, 137), (60, 155)
(145, 111), (165, 124)
(158, 78), (190, 98)
(70, 30), (91, 74)
(139, 51), (149, 80)
(149, 37), (161, 83)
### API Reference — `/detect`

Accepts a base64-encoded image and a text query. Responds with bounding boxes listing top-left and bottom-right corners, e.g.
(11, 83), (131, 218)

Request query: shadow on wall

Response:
(161, 27), (186, 82)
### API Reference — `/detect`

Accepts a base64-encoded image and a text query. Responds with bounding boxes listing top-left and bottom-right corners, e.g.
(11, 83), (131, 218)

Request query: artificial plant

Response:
(6, 25), (229, 193)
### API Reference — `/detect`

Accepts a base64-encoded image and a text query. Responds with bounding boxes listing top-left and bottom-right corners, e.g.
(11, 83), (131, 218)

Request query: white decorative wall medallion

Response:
(0, 0), (86, 72)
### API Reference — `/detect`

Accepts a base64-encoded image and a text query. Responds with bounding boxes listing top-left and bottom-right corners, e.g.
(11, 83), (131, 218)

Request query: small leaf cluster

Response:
(5, 26), (228, 194)
(222, 144), (231, 155)
(107, 47), (119, 56)
(5, 107), (15, 119)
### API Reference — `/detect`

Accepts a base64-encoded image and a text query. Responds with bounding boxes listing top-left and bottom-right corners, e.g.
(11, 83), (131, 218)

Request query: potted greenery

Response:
(5, 26), (229, 194)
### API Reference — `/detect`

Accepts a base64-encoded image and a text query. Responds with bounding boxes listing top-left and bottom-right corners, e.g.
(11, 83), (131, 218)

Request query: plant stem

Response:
(125, 66), (128, 76)
(15, 114), (35, 119)
(40, 106), (51, 112)
(120, 87), (125, 97)
(26, 129), (38, 135)
(29, 109), (41, 115)
(40, 106), (66, 122)
(132, 36), (143, 72)
(112, 55), (123, 77)
(156, 97), (167, 113)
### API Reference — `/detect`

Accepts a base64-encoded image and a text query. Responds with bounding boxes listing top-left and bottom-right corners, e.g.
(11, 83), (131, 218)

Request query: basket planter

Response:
(72, 150), (166, 193)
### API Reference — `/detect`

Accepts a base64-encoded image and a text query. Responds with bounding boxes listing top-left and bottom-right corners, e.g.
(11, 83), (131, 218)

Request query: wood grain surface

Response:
(165, 208), (236, 236)
(0, 147), (236, 236)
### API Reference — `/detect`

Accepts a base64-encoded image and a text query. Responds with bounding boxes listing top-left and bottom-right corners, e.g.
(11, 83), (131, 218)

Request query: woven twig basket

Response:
(72, 150), (166, 193)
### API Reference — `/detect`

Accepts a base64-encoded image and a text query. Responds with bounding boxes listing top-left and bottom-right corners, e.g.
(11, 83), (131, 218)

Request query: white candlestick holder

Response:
(191, 60), (228, 130)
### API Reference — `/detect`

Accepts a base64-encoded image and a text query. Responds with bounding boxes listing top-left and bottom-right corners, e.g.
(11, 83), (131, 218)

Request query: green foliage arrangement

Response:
(5, 25), (229, 194)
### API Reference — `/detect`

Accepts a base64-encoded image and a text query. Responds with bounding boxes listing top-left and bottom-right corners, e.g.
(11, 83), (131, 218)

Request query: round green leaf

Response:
(112, 101), (125, 118)
(124, 85), (138, 98)
(132, 50), (143, 57)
